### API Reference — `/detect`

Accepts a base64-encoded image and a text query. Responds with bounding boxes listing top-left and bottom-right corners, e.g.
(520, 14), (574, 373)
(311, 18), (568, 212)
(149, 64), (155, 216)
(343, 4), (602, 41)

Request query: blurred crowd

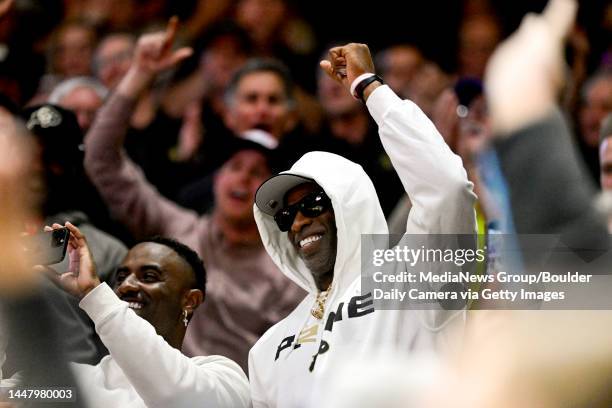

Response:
(0, 0), (611, 406)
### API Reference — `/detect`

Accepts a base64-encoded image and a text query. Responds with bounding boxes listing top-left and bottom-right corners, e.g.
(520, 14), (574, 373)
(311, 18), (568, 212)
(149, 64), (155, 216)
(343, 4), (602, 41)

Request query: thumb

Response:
(319, 60), (335, 80)
(542, 0), (577, 40)
(169, 47), (193, 66)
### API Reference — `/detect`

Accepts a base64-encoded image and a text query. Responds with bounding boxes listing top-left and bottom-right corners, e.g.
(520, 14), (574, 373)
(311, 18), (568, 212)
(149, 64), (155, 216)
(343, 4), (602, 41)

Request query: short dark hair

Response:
(225, 58), (295, 108)
(139, 236), (207, 294)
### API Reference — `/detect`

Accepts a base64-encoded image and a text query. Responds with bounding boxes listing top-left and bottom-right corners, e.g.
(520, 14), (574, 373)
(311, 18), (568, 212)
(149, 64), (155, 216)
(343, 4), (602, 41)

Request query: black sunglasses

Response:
(274, 190), (332, 232)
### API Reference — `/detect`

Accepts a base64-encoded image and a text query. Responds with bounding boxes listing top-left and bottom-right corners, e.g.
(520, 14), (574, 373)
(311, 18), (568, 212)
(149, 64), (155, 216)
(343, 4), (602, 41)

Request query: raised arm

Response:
(320, 44), (476, 234)
(84, 18), (200, 240)
(484, 0), (608, 245)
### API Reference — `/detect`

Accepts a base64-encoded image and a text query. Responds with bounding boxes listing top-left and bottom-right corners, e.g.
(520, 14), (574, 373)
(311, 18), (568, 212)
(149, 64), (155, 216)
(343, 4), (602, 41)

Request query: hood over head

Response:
(254, 151), (388, 294)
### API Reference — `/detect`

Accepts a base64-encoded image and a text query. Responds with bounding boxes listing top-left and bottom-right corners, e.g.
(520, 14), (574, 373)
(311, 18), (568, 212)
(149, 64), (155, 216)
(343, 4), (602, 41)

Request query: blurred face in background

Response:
(377, 45), (424, 99)
(0, 109), (44, 216)
(235, 0), (286, 46)
(94, 34), (135, 90)
(57, 86), (103, 132)
(200, 35), (249, 94)
(600, 138), (612, 190)
(213, 150), (271, 225)
(410, 62), (452, 117)
(458, 15), (501, 79)
(52, 23), (96, 77)
(0, 109), (44, 289)
(225, 71), (293, 140)
(580, 76), (612, 148)
(317, 73), (369, 145)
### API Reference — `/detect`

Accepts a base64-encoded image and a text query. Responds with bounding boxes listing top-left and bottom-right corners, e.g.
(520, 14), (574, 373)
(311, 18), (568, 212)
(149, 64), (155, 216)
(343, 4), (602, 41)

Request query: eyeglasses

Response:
(274, 190), (332, 232)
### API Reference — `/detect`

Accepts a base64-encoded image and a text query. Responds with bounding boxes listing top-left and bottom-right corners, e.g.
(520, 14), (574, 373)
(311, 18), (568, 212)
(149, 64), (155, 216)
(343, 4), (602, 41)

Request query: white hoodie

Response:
(249, 85), (477, 408)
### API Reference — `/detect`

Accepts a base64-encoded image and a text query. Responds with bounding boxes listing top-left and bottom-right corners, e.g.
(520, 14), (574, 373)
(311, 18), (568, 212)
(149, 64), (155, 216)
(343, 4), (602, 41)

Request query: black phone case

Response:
(23, 228), (70, 265)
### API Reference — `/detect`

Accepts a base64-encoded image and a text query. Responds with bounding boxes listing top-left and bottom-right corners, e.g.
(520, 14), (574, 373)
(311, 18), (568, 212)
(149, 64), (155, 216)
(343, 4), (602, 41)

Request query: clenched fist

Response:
(320, 43), (378, 100)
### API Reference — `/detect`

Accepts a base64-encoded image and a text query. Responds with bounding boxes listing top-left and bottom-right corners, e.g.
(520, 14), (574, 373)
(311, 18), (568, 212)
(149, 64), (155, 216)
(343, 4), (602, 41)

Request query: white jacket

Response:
(71, 283), (250, 408)
(249, 85), (477, 407)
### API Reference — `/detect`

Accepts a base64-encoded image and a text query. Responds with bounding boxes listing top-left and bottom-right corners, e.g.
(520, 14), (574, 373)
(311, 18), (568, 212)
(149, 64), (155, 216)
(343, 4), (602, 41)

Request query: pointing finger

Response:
(542, 0), (577, 39)
(162, 16), (179, 55)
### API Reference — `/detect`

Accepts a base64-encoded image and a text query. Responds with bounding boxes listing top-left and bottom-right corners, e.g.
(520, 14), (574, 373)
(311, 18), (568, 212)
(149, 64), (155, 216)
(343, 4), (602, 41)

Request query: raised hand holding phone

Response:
(23, 227), (69, 266)
(42, 222), (101, 299)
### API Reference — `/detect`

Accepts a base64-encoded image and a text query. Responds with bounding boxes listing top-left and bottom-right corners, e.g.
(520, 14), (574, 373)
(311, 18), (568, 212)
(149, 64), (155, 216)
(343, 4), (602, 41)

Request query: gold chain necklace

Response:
(311, 285), (332, 319)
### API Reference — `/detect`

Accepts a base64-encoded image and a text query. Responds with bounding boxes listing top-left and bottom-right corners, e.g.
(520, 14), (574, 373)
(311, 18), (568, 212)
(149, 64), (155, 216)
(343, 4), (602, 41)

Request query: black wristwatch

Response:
(354, 74), (384, 103)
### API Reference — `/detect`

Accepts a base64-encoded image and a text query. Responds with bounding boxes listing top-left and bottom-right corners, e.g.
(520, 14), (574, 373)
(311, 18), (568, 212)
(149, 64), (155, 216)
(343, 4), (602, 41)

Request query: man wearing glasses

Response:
(248, 43), (477, 407)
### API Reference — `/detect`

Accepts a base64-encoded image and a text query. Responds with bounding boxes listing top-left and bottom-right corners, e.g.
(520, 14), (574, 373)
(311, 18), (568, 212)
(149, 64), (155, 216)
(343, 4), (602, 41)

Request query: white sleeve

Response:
(79, 283), (250, 408)
(366, 85), (477, 235)
(248, 348), (271, 408)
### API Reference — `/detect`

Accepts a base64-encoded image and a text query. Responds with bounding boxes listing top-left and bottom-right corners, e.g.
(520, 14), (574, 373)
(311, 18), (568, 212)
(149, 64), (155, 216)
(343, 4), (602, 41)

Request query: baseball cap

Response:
(221, 129), (281, 172)
(20, 104), (84, 167)
(255, 173), (316, 216)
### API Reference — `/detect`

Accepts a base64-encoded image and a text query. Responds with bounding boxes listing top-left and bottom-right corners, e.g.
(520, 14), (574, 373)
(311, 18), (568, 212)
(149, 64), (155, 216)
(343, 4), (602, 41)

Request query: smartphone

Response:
(23, 228), (70, 265)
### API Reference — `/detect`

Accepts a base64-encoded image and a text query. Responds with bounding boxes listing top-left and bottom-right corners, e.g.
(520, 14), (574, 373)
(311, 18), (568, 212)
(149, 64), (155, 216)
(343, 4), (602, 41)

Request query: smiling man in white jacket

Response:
(249, 43), (477, 407)
(45, 222), (250, 408)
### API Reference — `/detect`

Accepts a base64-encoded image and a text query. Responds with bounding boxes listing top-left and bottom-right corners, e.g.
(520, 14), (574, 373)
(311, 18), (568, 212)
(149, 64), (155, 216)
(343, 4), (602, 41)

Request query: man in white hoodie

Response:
(249, 43), (477, 407)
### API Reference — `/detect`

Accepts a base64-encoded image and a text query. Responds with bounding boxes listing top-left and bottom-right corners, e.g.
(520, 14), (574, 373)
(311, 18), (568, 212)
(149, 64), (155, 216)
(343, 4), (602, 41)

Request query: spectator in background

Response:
(39, 19), (97, 95)
(0, 105), (128, 371)
(409, 60), (453, 118)
(233, 0), (322, 132)
(223, 58), (297, 143)
(375, 44), (424, 100)
(376, 44), (451, 119)
(93, 32), (136, 91)
(457, 13), (502, 79)
(93, 30), (196, 199)
(63, 0), (134, 32)
(484, 0), (607, 246)
(596, 113), (612, 231)
(20, 104), (124, 239)
(177, 57), (318, 213)
(599, 113), (612, 191)
(84, 19), (304, 371)
(0, 103), (84, 407)
(233, 0), (317, 92)
(48, 76), (108, 132)
(160, 22), (252, 167)
(577, 70), (612, 183)
(162, 22), (252, 121)
(389, 78), (498, 236)
(0, 0), (46, 105)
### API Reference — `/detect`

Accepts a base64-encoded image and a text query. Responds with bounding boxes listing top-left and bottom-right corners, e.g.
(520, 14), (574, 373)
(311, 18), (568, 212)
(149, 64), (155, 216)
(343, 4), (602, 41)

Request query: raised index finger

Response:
(162, 16), (179, 54)
(542, 0), (577, 39)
